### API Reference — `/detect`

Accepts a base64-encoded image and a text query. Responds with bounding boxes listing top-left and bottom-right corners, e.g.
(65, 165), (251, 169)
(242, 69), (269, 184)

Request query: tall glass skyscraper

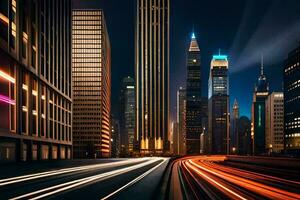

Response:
(135, 0), (170, 155)
(284, 44), (300, 156)
(186, 33), (201, 154)
(120, 76), (135, 156)
(0, 0), (72, 162)
(72, 10), (111, 158)
(208, 54), (229, 155)
(251, 58), (269, 155)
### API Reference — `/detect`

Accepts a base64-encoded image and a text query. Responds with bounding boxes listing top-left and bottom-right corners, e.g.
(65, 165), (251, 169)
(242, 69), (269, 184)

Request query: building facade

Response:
(120, 76), (135, 156)
(0, 0), (72, 162)
(284, 44), (300, 156)
(72, 10), (111, 158)
(237, 116), (251, 155)
(251, 59), (269, 155)
(176, 87), (186, 155)
(265, 92), (284, 154)
(186, 33), (201, 154)
(135, 0), (170, 154)
(208, 55), (229, 155)
(172, 122), (179, 155)
(111, 118), (120, 158)
(231, 99), (239, 153)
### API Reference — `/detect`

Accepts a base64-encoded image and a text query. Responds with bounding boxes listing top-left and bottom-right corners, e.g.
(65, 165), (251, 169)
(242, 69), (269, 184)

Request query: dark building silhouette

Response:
(231, 99), (239, 153)
(237, 116), (251, 155)
(111, 118), (120, 158)
(186, 33), (201, 154)
(177, 87), (186, 155)
(0, 0), (72, 162)
(284, 44), (300, 156)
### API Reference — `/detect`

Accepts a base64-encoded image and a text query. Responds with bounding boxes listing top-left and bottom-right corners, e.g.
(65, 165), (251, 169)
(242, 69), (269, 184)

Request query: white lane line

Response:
(0, 158), (148, 186)
(100, 158), (168, 200)
(9, 158), (163, 200)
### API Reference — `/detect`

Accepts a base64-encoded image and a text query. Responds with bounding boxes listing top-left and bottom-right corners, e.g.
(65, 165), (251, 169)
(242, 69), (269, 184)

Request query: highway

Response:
(169, 156), (300, 200)
(0, 157), (169, 200)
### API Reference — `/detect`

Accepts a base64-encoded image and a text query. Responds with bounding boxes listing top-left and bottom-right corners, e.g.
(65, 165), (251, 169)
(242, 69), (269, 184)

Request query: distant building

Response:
(120, 76), (135, 156)
(208, 54), (230, 155)
(284, 44), (300, 156)
(135, 0), (170, 155)
(265, 92), (284, 154)
(237, 116), (251, 155)
(111, 118), (120, 158)
(0, 0), (72, 162)
(201, 97), (208, 154)
(251, 56), (269, 155)
(177, 87), (186, 155)
(186, 33), (201, 154)
(72, 10), (111, 158)
(231, 99), (239, 153)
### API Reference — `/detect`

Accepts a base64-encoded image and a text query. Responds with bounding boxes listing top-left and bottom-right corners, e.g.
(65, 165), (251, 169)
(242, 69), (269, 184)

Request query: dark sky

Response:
(73, 0), (300, 121)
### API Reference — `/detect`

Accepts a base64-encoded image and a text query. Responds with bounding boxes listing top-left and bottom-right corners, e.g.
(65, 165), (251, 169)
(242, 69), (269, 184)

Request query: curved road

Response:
(169, 156), (300, 200)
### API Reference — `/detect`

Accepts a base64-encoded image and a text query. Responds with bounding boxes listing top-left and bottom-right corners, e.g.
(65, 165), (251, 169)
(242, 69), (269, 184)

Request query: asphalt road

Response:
(169, 156), (300, 200)
(0, 157), (169, 200)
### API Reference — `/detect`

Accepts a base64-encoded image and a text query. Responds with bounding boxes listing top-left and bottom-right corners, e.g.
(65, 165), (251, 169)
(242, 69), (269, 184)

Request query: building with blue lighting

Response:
(186, 33), (202, 154)
(251, 57), (269, 155)
(208, 54), (230, 155)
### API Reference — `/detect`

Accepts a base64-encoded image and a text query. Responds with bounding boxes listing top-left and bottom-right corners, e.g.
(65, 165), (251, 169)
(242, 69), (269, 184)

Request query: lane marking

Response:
(9, 158), (163, 200)
(100, 158), (168, 200)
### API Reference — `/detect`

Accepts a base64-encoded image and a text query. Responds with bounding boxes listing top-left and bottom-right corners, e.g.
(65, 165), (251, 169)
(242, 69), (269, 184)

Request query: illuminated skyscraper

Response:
(120, 76), (135, 156)
(208, 54), (230, 155)
(186, 33), (201, 155)
(284, 44), (300, 156)
(265, 92), (284, 154)
(251, 56), (269, 155)
(135, 0), (170, 154)
(177, 87), (186, 155)
(0, 0), (72, 162)
(72, 10), (111, 158)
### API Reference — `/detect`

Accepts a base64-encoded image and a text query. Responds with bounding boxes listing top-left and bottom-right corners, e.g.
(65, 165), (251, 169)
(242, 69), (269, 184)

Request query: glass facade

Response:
(72, 10), (111, 158)
(0, 0), (72, 162)
(208, 55), (229, 155)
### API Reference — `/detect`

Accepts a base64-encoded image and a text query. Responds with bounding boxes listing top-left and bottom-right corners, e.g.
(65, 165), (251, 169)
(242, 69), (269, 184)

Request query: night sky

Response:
(73, 0), (300, 121)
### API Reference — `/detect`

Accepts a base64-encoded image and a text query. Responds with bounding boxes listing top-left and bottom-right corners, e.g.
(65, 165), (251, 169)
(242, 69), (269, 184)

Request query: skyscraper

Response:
(265, 92), (284, 154)
(251, 56), (269, 155)
(135, 0), (170, 154)
(0, 0), (72, 162)
(72, 9), (111, 158)
(231, 99), (239, 153)
(120, 76), (135, 156)
(186, 33), (201, 154)
(172, 122), (179, 155)
(284, 44), (300, 156)
(237, 116), (251, 155)
(208, 54), (230, 155)
(111, 118), (120, 158)
(177, 87), (186, 155)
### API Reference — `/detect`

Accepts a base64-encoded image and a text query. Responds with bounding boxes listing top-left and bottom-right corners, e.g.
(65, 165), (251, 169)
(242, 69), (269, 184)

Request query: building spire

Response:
(189, 32), (200, 52)
(261, 53), (264, 75)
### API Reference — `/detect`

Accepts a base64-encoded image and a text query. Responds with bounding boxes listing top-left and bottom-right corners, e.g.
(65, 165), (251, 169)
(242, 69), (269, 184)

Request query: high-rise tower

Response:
(208, 54), (230, 155)
(251, 55), (269, 155)
(72, 9), (111, 158)
(135, 0), (170, 154)
(177, 87), (186, 155)
(231, 99), (239, 153)
(186, 33), (201, 154)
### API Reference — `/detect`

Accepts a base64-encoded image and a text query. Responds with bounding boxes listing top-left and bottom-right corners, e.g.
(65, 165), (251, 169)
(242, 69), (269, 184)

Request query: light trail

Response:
(0, 158), (148, 186)
(100, 158), (168, 200)
(9, 158), (164, 200)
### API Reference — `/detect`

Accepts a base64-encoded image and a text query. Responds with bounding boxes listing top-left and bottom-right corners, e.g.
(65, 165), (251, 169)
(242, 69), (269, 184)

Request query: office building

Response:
(120, 76), (135, 156)
(208, 54), (230, 155)
(201, 97), (208, 154)
(111, 118), (120, 158)
(237, 116), (251, 155)
(0, 0), (72, 162)
(186, 33), (201, 154)
(72, 9), (111, 158)
(231, 99), (239, 153)
(284, 44), (300, 156)
(265, 92), (284, 154)
(135, 0), (170, 154)
(251, 57), (269, 155)
(177, 87), (186, 155)
(172, 122), (179, 155)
